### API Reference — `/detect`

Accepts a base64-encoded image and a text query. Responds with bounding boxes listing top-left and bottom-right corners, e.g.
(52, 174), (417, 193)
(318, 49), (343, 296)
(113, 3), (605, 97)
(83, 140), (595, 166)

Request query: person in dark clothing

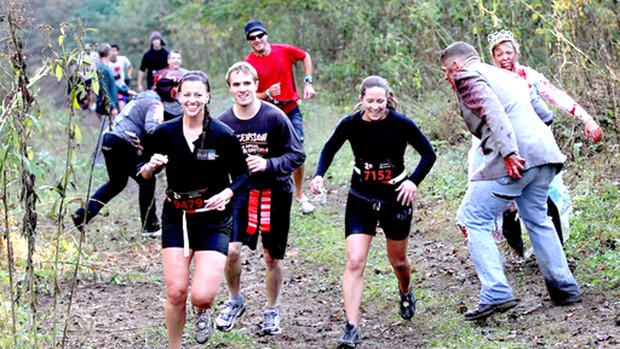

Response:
(309, 76), (436, 348)
(215, 62), (305, 336)
(137, 31), (170, 92)
(140, 71), (248, 347)
(72, 69), (183, 236)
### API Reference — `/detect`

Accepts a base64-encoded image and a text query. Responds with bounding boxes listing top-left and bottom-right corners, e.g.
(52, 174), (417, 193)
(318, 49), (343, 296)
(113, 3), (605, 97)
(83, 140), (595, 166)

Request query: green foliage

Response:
(35, 0), (618, 143)
(569, 178), (620, 288)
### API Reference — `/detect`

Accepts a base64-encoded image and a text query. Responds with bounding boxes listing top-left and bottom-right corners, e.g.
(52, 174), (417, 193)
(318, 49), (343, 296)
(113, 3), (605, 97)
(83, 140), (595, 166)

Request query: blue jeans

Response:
(457, 164), (580, 305)
(286, 106), (304, 143)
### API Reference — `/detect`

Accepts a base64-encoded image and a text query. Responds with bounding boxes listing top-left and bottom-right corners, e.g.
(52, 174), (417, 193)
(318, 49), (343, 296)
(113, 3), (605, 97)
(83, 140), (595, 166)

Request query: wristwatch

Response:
(304, 75), (313, 84)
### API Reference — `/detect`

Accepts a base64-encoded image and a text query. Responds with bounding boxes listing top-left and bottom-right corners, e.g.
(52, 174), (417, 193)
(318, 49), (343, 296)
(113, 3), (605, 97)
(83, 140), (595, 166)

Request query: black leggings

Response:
(502, 197), (563, 257)
(75, 133), (158, 230)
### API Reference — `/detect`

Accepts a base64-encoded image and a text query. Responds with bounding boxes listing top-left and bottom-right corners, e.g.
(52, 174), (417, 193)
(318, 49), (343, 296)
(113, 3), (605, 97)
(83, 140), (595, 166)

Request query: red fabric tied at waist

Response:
(247, 189), (271, 235)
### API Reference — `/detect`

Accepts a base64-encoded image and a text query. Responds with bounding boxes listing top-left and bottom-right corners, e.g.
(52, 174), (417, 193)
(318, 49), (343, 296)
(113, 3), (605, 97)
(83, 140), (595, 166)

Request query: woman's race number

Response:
(171, 197), (205, 210)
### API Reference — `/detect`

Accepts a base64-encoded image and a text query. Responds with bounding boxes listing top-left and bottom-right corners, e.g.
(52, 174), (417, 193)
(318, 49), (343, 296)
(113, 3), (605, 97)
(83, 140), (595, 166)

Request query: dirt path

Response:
(45, 183), (619, 349)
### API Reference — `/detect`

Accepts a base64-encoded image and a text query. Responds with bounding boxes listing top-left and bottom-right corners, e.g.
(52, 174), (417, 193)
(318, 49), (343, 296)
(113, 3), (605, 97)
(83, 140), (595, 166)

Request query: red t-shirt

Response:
(245, 44), (306, 114)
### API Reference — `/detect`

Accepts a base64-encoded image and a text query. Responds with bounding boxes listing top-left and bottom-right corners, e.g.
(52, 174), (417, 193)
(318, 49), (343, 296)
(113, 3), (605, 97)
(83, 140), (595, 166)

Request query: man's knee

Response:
(226, 243), (242, 264)
(263, 249), (282, 270)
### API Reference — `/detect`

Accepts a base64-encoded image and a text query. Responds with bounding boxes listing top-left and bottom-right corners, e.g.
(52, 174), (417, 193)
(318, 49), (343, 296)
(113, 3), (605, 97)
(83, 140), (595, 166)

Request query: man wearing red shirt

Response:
(244, 19), (317, 214)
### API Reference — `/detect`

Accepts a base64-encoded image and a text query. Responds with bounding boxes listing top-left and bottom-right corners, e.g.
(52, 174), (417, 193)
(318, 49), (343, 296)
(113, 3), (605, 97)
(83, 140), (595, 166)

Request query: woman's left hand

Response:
(204, 188), (233, 211)
(395, 180), (417, 206)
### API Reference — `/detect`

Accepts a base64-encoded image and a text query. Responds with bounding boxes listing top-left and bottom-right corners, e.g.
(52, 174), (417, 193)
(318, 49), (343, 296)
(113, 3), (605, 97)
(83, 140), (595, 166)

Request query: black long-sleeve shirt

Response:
(315, 109), (436, 202)
(150, 117), (249, 221)
(218, 101), (306, 193)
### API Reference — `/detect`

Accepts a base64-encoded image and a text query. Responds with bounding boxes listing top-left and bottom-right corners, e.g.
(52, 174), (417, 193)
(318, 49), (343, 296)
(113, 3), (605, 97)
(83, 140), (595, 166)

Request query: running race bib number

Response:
(361, 161), (395, 183)
(167, 189), (208, 211)
(172, 197), (205, 210)
(363, 168), (393, 182)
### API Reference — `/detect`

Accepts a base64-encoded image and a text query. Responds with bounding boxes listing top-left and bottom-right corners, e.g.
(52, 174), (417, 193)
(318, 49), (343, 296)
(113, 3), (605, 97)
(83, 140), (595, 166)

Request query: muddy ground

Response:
(39, 180), (618, 349)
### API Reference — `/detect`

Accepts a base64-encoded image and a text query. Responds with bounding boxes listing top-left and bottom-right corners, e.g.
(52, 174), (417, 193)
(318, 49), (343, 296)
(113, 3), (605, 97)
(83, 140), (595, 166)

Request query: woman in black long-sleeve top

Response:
(140, 71), (248, 347)
(310, 76), (436, 348)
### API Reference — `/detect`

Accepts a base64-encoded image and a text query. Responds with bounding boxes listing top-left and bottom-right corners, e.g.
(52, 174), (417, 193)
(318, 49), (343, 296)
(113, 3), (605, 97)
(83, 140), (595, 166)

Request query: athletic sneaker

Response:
(262, 306), (282, 334)
(142, 223), (161, 238)
(71, 211), (85, 233)
(194, 309), (212, 344)
(295, 195), (315, 214)
(215, 297), (246, 331)
(399, 288), (417, 320)
(338, 322), (361, 348)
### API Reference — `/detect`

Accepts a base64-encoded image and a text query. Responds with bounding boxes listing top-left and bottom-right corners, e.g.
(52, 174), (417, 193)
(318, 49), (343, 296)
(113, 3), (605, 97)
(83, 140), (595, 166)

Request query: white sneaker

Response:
(262, 306), (282, 334)
(295, 195), (315, 214)
(142, 229), (161, 238)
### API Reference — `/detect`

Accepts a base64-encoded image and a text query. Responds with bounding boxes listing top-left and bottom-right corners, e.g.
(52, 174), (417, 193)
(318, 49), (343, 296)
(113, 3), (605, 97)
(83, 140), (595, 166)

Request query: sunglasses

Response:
(247, 32), (266, 41)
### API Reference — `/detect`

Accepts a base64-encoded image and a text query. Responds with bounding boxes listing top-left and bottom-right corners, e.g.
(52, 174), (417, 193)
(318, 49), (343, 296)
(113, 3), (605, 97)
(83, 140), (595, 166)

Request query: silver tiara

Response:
(487, 29), (515, 47)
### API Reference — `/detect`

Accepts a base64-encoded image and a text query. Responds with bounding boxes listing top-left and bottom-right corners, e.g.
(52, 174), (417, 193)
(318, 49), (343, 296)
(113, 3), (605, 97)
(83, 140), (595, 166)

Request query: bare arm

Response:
(302, 53), (315, 99)
(137, 70), (145, 92)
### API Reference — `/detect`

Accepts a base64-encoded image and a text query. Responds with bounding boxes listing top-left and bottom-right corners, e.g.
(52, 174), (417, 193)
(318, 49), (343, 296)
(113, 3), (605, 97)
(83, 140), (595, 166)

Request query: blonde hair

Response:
(225, 62), (258, 86)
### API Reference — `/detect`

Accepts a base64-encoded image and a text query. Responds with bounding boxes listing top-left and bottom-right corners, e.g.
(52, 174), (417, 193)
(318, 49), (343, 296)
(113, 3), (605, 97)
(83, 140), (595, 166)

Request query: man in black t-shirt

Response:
(216, 62), (305, 336)
(137, 31), (169, 92)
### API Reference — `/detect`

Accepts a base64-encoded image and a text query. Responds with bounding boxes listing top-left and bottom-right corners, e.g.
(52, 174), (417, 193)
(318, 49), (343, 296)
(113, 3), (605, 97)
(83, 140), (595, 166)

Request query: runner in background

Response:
(137, 31), (169, 92)
(167, 50), (189, 76)
(76, 43), (98, 110)
(92, 43), (119, 166)
(243, 19), (317, 214)
(72, 69), (183, 237)
(109, 44), (133, 110)
(157, 50), (189, 121)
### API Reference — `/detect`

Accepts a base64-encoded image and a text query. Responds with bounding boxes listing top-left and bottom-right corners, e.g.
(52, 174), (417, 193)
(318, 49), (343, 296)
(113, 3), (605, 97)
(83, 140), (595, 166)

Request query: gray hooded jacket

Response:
(111, 90), (163, 151)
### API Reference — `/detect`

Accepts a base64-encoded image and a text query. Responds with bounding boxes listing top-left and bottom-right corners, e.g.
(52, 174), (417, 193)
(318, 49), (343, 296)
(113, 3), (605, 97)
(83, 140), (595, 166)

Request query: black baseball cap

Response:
(244, 19), (267, 37)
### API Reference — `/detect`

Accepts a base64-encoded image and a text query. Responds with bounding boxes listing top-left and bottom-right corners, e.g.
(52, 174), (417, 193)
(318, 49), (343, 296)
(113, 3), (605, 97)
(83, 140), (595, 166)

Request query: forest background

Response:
(0, 0), (618, 348)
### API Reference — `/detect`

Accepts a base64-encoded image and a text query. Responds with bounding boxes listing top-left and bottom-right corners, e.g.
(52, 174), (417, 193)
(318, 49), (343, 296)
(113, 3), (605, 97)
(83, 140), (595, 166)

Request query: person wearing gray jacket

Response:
(440, 41), (581, 321)
(72, 70), (182, 236)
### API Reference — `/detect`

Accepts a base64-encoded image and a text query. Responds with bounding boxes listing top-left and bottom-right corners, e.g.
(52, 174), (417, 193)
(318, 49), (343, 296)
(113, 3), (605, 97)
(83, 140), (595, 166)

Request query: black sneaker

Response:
(399, 288), (417, 320)
(464, 299), (519, 321)
(194, 309), (212, 344)
(552, 294), (582, 306)
(71, 211), (85, 233)
(338, 322), (361, 348)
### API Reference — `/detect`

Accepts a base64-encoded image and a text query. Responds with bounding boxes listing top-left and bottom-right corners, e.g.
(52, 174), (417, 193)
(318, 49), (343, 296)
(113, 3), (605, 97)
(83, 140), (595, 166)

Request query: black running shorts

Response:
(230, 187), (292, 260)
(161, 209), (232, 255)
(345, 192), (413, 241)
